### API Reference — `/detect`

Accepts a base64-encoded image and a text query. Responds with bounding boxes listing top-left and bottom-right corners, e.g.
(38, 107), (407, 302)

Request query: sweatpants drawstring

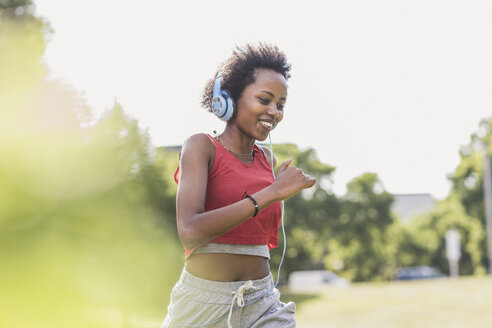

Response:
(227, 280), (259, 328)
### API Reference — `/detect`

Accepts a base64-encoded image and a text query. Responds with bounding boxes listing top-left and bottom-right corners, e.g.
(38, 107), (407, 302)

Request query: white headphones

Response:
(211, 73), (235, 121)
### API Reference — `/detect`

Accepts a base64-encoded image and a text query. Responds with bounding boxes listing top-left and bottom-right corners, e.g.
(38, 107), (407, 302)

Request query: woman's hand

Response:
(270, 159), (317, 200)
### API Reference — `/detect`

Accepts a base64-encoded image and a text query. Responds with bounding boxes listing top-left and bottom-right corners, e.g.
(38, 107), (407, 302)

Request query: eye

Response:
(257, 97), (270, 105)
(277, 104), (285, 111)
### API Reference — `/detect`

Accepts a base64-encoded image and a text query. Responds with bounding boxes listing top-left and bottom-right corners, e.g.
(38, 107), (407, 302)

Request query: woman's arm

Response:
(176, 134), (316, 250)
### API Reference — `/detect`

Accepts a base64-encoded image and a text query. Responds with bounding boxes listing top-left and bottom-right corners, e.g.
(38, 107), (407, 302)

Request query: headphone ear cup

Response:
(221, 90), (235, 121)
(211, 93), (227, 119)
(211, 73), (235, 122)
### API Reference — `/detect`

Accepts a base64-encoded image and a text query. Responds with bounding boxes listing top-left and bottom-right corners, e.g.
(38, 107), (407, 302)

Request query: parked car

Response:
(288, 270), (350, 291)
(395, 266), (445, 281)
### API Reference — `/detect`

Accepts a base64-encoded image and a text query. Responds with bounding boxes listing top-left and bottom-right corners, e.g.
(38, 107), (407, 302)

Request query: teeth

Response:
(260, 121), (273, 128)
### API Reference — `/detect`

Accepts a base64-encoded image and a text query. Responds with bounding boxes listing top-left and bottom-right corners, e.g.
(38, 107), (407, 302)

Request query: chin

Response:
(255, 133), (269, 142)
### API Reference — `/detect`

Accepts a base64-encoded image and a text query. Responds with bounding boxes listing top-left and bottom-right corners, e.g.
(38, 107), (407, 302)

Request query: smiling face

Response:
(232, 68), (288, 141)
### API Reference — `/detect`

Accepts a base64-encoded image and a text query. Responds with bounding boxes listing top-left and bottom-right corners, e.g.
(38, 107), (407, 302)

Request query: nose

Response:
(267, 103), (281, 119)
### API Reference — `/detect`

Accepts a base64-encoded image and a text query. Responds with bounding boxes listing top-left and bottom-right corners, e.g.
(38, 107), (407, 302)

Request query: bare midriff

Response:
(185, 253), (270, 282)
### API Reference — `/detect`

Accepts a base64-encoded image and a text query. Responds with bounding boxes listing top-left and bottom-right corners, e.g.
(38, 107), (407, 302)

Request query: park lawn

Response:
(280, 275), (492, 328)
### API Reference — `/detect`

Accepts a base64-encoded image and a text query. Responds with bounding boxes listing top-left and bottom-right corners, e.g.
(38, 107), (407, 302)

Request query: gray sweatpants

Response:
(161, 268), (296, 328)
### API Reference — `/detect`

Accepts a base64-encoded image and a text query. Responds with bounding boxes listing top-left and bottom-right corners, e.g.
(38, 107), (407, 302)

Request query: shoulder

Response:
(181, 133), (215, 169)
(258, 145), (277, 168)
(183, 133), (214, 151)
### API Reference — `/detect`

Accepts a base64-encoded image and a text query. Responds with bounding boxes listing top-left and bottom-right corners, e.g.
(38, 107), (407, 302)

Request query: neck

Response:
(219, 125), (256, 154)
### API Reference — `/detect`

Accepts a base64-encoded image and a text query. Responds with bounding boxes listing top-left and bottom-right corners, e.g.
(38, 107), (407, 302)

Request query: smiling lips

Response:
(259, 120), (274, 130)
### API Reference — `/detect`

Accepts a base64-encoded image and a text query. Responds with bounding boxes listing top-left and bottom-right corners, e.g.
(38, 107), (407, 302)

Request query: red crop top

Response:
(174, 134), (282, 259)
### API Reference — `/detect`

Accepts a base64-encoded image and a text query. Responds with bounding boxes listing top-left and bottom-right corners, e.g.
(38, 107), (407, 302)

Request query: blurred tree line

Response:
(1, 1), (182, 327)
(2, 0), (492, 326)
(268, 117), (492, 282)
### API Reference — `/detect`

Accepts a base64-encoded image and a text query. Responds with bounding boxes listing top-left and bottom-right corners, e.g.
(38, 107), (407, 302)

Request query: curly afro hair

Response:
(201, 43), (291, 115)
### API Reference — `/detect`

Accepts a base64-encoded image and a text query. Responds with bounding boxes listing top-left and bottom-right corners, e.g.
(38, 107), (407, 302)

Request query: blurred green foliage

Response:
(273, 117), (492, 282)
(269, 146), (395, 282)
(0, 2), (183, 327)
(384, 117), (491, 278)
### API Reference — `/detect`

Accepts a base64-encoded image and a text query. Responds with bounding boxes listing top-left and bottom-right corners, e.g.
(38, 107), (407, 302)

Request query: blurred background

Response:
(1, 0), (492, 327)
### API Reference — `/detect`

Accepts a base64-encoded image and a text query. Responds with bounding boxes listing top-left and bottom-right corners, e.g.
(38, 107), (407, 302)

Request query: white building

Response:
(391, 193), (436, 222)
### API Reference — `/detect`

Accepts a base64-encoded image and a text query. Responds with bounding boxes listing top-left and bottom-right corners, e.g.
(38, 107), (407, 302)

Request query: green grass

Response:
(280, 275), (492, 328)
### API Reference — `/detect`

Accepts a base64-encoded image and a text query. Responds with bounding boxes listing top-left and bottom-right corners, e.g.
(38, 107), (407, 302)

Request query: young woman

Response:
(162, 43), (316, 328)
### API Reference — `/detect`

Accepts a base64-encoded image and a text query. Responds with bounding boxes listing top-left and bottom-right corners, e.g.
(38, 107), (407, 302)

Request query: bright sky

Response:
(36, 0), (492, 199)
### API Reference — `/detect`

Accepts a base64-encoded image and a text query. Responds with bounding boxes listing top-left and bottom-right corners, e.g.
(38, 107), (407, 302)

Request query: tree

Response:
(325, 173), (395, 281)
(0, 4), (182, 326)
(389, 117), (491, 278)
(446, 117), (492, 271)
(267, 144), (339, 282)
(390, 194), (485, 276)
